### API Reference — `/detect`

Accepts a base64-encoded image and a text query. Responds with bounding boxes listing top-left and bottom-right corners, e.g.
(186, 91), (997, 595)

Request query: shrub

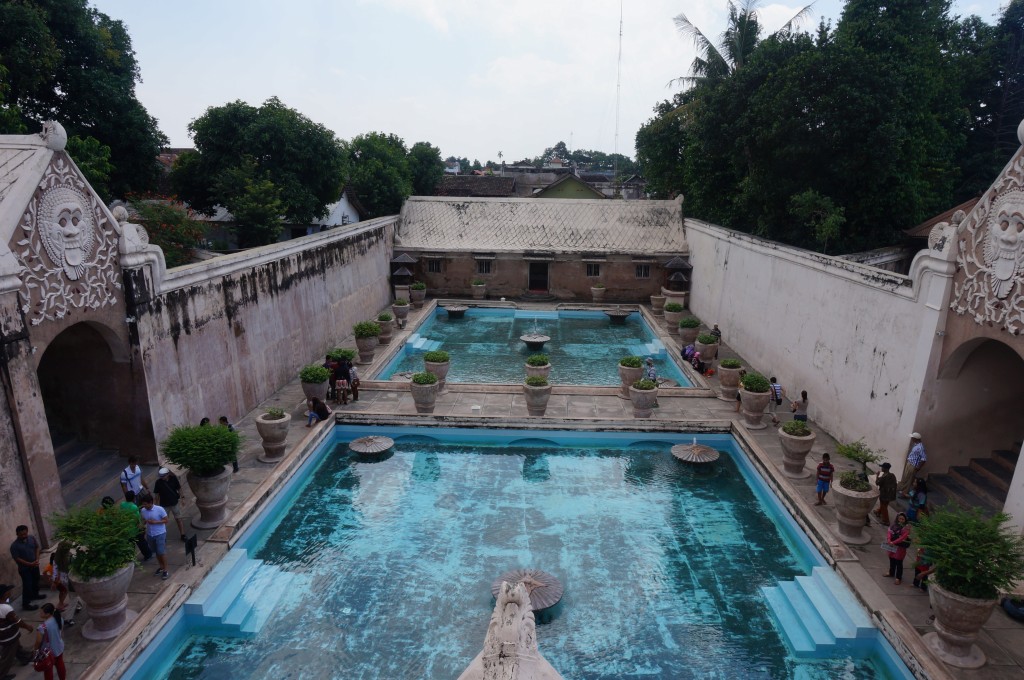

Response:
(353, 321), (381, 338)
(161, 424), (241, 477)
(411, 371), (438, 385)
(471, 278), (485, 286)
(264, 407), (286, 420)
(740, 371), (770, 393)
(592, 282), (605, 288)
(720, 358), (742, 369)
(377, 311), (393, 322)
(411, 281), (427, 290)
(299, 364), (331, 383)
(393, 298), (409, 306)
(526, 354), (550, 366)
(838, 470), (871, 492)
(525, 375), (549, 387)
(632, 378), (658, 390)
(679, 316), (701, 328)
(782, 419), (811, 436)
(128, 197), (204, 268)
(664, 302), (684, 313)
(916, 507), (1024, 600)
(835, 439), (885, 475)
(424, 350), (450, 363)
(51, 506), (139, 580)
(697, 333), (718, 344)
(328, 348), (357, 361)
(619, 356), (643, 368)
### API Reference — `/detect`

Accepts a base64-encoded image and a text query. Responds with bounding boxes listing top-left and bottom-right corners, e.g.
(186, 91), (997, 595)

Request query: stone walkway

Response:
(10, 304), (1024, 680)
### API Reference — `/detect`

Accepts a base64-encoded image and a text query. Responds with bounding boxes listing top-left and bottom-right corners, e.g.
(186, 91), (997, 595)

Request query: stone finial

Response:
(1018, 118), (1024, 147)
(40, 121), (67, 151)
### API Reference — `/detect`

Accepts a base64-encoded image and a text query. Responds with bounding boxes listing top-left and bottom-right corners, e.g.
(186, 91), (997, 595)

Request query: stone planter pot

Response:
(650, 295), (666, 316)
(425, 359), (450, 394)
(394, 284), (411, 303)
(71, 564), (137, 641)
(472, 284), (486, 300)
(591, 286), (606, 303)
(301, 380), (328, 403)
(255, 412), (291, 463)
(664, 309), (682, 335)
(410, 287), (426, 308)
(525, 362), (552, 380)
(377, 318), (395, 345)
(738, 388), (771, 429)
(778, 427), (816, 478)
(523, 383), (552, 416)
(392, 303), (410, 321)
(355, 336), (379, 364)
(925, 584), (998, 668)
(830, 482), (879, 544)
(695, 339), (719, 361)
(679, 327), (700, 345)
(187, 466), (232, 529)
(662, 289), (688, 310)
(618, 364), (644, 399)
(718, 365), (743, 401)
(410, 381), (438, 413)
(629, 386), (659, 418)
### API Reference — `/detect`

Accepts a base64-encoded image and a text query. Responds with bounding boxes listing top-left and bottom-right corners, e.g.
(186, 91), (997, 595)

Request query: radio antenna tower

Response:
(614, 0), (623, 189)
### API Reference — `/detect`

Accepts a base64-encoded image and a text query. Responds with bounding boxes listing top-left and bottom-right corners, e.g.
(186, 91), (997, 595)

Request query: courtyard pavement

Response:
(10, 302), (1024, 680)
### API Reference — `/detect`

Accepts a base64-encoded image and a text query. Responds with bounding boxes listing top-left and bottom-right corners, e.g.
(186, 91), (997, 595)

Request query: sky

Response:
(89, 0), (1009, 165)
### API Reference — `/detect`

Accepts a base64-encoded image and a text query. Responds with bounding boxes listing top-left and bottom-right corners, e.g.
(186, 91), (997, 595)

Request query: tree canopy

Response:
(341, 132), (413, 218)
(407, 141), (444, 195)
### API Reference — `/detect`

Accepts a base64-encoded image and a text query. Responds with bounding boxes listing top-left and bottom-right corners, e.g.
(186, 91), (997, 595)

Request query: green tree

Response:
(66, 136), (114, 198)
(128, 198), (204, 268)
(0, 0), (167, 198)
(342, 132), (412, 217)
(407, 141), (443, 195)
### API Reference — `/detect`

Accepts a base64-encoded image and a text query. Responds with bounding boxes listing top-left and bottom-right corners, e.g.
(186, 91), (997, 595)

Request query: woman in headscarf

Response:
(882, 512), (912, 585)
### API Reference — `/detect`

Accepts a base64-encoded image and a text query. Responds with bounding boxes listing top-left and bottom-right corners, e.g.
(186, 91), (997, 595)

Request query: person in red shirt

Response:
(815, 453), (835, 506)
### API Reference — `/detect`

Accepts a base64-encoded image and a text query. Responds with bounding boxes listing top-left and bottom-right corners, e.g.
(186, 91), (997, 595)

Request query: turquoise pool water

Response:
(128, 427), (908, 679)
(377, 308), (691, 387)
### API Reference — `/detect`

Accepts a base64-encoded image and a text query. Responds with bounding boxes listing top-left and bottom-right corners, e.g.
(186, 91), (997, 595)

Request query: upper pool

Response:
(377, 308), (691, 387)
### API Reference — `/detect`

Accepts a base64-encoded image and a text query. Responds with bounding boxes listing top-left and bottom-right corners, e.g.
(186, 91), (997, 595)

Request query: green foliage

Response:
(916, 507), (1024, 599)
(213, 159), (285, 247)
(525, 375), (549, 387)
(393, 298), (409, 306)
(526, 354), (549, 366)
(161, 424), (241, 477)
(679, 316), (701, 328)
(353, 321), (381, 338)
(697, 333), (718, 344)
(66, 135), (114, 198)
(299, 364), (330, 384)
(835, 439), (885, 474)
(592, 282), (606, 288)
(51, 506), (138, 580)
(632, 378), (658, 390)
(128, 198), (204, 268)
(327, 348), (356, 361)
(782, 419), (812, 436)
(411, 281), (427, 290)
(664, 302), (684, 313)
(264, 407), (286, 420)
(720, 358), (742, 369)
(740, 371), (770, 393)
(342, 132), (412, 218)
(411, 371), (438, 385)
(471, 279), (486, 286)
(789, 189), (846, 254)
(619, 356), (643, 368)
(377, 312), (393, 322)
(424, 350), (450, 363)
(838, 469), (871, 492)
(408, 141), (444, 195)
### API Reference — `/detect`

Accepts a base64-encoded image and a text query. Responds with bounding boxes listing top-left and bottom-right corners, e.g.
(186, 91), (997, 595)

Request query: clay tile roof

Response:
(396, 196), (686, 255)
(434, 175), (517, 197)
(905, 197), (980, 238)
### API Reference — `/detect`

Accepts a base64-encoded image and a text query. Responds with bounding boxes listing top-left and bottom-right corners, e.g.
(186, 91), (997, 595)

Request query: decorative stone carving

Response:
(39, 120), (67, 151)
(456, 580), (563, 680)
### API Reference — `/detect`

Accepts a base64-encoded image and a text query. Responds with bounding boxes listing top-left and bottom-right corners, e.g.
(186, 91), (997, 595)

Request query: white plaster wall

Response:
(318, 193), (361, 228)
(685, 220), (944, 464)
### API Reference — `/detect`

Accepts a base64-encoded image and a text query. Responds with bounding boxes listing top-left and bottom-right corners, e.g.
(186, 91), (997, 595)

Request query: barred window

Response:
(477, 260), (492, 275)
(427, 259), (442, 273)
(635, 264), (651, 279)
(586, 263), (601, 277)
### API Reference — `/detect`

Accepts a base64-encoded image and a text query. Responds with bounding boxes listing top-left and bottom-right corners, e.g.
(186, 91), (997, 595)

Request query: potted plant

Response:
(525, 353), (551, 380)
(255, 406), (291, 463)
(738, 371), (771, 429)
(410, 281), (427, 308)
(650, 293), (666, 316)
(409, 371), (439, 413)
(629, 378), (659, 418)
(353, 320), (382, 364)
(695, 332), (719, 361)
(778, 419), (816, 479)
(377, 311), (395, 345)
(718, 357), (743, 401)
(617, 355), (644, 399)
(471, 278), (487, 300)
(162, 423), (242, 529)
(392, 297), (410, 321)
(523, 375), (552, 416)
(299, 364), (331, 402)
(663, 302), (684, 335)
(678, 316), (701, 345)
(423, 349), (451, 392)
(830, 440), (884, 544)
(51, 506), (139, 640)
(919, 508), (1024, 668)
(328, 347), (357, 363)
(591, 282), (606, 303)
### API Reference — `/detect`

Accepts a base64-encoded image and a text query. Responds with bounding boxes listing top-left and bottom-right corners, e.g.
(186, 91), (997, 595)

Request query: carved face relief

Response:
(984, 195), (1024, 299)
(38, 187), (96, 280)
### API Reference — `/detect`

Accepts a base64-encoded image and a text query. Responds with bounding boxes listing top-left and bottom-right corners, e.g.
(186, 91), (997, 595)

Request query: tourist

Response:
(872, 462), (898, 525)
(690, 351), (705, 375)
(682, 343), (695, 361)
(898, 433), (926, 498)
(791, 391), (809, 422)
(322, 354), (338, 401)
(334, 361), (351, 405)
(218, 417), (239, 472)
(9, 526), (43, 611)
(154, 468), (187, 541)
(120, 492), (153, 562)
(814, 453), (834, 506)
(347, 360), (360, 402)
(644, 358), (660, 408)
(138, 494), (170, 581)
(734, 369), (747, 412)
(912, 549), (936, 592)
(118, 456), (148, 496)
(882, 513), (912, 585)
(32, 603), (65, 680)
(768, 377), (785, 426)
(98, 496), (116, 514)
(906, 479), (929, 522)
(199, 417), (211, 427)
(46, 543), (72, 614)
(0, 583), (35, 679)
(306, 397), (332, 427)
(710, 324), (722, 342)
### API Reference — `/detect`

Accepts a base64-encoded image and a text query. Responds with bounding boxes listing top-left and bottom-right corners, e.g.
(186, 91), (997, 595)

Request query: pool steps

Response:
(184, 548), (301, 636)
(407, 332), (443, 352)
(761, 567), (875, 658)
(629, 338), (668, 360)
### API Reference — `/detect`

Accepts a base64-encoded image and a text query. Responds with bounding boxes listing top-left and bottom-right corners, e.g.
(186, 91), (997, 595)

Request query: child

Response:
(815, 453), (835, 506)
(912, 548), (935, 592)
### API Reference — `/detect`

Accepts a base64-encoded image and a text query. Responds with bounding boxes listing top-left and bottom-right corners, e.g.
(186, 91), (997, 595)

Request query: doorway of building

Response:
(528, 262), (549, 292)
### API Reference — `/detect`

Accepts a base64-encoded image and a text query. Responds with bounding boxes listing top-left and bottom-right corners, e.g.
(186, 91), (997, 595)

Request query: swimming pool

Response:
(125, 426), (910, 679)
(377, 308), (692, 387)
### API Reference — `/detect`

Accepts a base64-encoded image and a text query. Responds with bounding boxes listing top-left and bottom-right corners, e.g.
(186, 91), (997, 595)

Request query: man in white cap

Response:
(898, 432), (926, 497)
(153, 467), (186, 541)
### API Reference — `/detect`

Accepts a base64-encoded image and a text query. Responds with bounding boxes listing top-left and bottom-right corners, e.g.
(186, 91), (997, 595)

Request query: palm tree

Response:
(670, 0), (815, 88)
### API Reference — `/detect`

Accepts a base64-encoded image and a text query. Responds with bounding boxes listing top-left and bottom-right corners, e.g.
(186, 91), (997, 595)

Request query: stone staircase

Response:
(925, 444), (1020, 517)
(53, 430), (155, 508)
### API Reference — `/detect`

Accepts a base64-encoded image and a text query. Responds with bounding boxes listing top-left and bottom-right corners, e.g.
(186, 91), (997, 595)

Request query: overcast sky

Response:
(89, 0), (1008, 164)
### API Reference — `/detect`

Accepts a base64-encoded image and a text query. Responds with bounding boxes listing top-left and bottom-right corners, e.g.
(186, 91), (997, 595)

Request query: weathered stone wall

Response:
(131, 218), (396, 444)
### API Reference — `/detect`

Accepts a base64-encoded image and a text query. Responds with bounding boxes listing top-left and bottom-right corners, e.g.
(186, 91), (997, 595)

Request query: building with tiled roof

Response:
(434, 174), (517, 198)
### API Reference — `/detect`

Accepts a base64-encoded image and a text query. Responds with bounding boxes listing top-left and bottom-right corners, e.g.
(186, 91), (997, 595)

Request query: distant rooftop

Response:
(435, 175), (517, 198)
